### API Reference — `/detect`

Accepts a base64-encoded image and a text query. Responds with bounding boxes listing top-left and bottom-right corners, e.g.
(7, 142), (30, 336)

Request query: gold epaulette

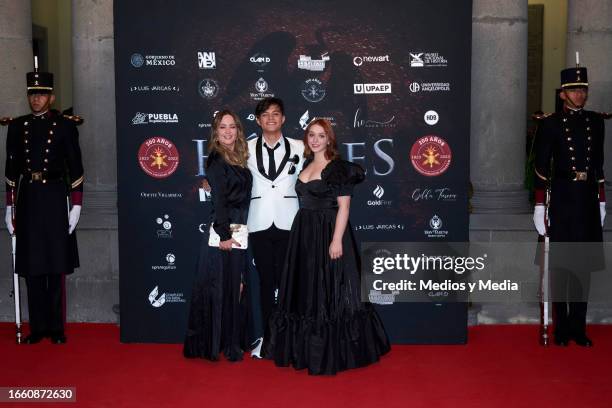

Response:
(0, 117), (13, 126)
(63, 114), (84, 125)
(532, 112), (553, 120)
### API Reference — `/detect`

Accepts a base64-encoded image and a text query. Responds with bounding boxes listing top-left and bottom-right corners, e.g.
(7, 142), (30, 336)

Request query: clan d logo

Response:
(198, 78), (220, 99)
(410, 135), (452, 177)
(138, 137), (180, 179)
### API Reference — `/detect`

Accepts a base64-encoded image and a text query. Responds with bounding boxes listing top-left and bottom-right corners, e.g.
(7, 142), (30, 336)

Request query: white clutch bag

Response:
(208, 223), (248, 249)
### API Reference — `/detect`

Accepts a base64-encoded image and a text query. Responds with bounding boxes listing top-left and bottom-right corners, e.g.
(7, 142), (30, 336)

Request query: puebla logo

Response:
(410, 135), (452, 177)
(138, 137), (180, 179)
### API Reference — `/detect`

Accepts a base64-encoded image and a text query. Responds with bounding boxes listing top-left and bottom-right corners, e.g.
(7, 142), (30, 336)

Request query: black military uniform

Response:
(4, 71), (84, 343)
(534, 66), (605, 347)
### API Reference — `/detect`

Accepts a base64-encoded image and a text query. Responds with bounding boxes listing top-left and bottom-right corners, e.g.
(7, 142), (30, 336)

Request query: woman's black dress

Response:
(184, 151), (252, 361)
(264, 159), (390, 374)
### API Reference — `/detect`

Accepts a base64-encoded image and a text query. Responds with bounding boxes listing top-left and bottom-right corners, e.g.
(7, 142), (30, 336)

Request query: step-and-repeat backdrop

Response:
(115, 0), (472, 343)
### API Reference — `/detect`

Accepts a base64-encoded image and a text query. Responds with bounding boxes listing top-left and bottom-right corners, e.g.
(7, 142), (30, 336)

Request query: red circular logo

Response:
(138, 137), (179, 179)
(410, 135), (452, 177)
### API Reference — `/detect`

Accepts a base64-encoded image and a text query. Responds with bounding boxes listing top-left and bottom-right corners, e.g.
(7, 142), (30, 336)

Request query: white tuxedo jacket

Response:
(247, 136), (305, 232)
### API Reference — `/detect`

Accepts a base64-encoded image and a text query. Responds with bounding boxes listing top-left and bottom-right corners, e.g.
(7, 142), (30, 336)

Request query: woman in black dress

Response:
(184, 109), (252, 361)
(264, 118), (390, 374)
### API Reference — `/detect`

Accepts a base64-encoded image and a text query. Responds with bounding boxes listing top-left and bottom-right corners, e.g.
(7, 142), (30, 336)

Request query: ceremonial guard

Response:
(533, 61), (606, 347)
(4, 65), (84, 344)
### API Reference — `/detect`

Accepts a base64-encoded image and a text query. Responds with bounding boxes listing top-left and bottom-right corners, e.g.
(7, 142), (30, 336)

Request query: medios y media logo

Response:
(410, 135), (452, 177)
(138, 137), (180, 179)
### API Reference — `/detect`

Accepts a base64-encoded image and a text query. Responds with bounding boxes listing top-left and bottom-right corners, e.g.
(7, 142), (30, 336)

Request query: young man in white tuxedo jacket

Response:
(248, 98), (304, 357)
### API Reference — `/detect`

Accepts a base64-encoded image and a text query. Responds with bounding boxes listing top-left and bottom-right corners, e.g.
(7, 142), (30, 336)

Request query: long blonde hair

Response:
(207, 109), (249, 167)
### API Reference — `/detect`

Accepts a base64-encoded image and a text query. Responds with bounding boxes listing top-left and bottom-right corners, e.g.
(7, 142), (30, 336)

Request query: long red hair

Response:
(302, 118), (339, 160)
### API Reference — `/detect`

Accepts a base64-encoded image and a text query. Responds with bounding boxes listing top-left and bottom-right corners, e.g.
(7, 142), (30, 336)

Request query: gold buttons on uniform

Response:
(569, 147), (574, 151)
(572, 166), (577, 171)
(26, 159), (30, 163)
(571, 157), (576, 161)
(563, 118), (567, 122)
(567, 137), (572, 141)
(44, 159), (48, 163)
(49, 130), (54, 135)
(45, 149), (49, 153)
(47, 139), (51, 143)
(565, 128), (570, 132)
(588, 136), (592, 141)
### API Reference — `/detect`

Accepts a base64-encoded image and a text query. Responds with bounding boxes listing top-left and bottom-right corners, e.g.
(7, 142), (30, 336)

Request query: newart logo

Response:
(131, 53), (176, 67)
(132, 113), (179, 125)
(197, 51), (216, 69)
(367, 185), (392, 207)
(425, 214), (448, 239)
(354, 83), (392, 94)
(353, 55), (390, 66)
(410, 52), (448, 67)
(298, 53), (330, 71)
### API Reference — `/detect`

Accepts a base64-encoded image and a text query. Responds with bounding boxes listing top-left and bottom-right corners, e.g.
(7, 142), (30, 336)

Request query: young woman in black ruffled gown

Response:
(184, 110), (252, 362)
(264, 118), (390, 375)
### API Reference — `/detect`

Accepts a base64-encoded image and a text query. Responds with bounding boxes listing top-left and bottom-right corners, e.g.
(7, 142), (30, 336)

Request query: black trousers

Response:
(552, 267), (590, 338)
(250, 225), (290, 339)
(25, 275), (64, 336)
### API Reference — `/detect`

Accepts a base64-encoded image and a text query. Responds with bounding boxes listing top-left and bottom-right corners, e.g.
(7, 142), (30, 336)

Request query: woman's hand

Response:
(219, 238), (241, 251)
(329, 239), (343, 259)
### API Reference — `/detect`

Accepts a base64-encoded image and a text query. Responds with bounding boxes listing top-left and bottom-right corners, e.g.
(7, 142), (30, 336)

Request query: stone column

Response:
(470, 0), (530, 213)
(70, 0), (118, 322)
(566, 0), (612, 203)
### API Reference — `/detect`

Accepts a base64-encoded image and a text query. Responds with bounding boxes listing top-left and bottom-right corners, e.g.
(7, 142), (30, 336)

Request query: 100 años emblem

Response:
(138, 137), (180, 179)
(410, 135), (452, 177)
(198, 78), (220, 99)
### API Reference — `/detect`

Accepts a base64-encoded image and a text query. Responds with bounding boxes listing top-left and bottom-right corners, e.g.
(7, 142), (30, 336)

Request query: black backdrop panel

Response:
(115, 0), (472, 343)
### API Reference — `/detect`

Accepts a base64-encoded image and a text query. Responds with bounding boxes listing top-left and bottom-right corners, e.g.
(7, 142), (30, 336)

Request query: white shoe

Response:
(250, 337), (263, 359)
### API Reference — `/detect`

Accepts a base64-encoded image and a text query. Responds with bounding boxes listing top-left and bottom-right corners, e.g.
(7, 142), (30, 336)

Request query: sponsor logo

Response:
(410, 52), (448, 67)
(367, 185), (392, 207)
(424, 110), (439, 125)
(148, 286), (185, 308)
(197, 51), (216, 69)
(409, 82), (450, 93)
(155, 214), (173, 239)
(151, 253), (177, 271)
(424, 214), (449, 239)
(131, 54), (176, 67)
(198, 223), (208, 234)
(132, 113), (179, 125)
(354, 83), (392, 94)
(198, 78), (220, 99)
(250, 77), (274, 101)
(297, 53), (330, 71)
(250, 53), (270, 70)
(353, 108), (395, 128)
(138, 137), (180, 179)
(140, 192), (183, 199)
(368, 289), (398, 305)
(299, 110), (336, 130)
(129, 85), (180, 93)
(353, 55), (390, 66)
(301, 78), (326, 103)
(354, 224), (406, 231)
(410, 135), (452, 177)
(246, 114), (256, 121)
(412, 187), (458, 202)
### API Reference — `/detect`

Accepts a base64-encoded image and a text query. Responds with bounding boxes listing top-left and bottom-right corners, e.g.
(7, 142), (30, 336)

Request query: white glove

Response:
(5, 206), (14, 235)
(600, 202), (606, 227)
(68, 205), (82, 234)
(533, 205), (546, 236)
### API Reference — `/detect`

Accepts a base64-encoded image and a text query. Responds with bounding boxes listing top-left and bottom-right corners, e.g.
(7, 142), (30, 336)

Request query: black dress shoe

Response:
(24, 333), (45, 344)
(573, 335), (593, 347)
(50, 333), (67, 344)
(554, 336), (569, 346)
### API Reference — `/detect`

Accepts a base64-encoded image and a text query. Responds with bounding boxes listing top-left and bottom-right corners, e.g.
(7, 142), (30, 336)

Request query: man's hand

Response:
(201, 179), (211, 193)
(5, 206), (14, 235)
(533, 205), (546, 236)
(68, 205), (82, 234)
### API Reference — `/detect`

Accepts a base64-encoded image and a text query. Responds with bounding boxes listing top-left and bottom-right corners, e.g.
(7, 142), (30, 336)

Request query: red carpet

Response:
(0, 323), (610, 408)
